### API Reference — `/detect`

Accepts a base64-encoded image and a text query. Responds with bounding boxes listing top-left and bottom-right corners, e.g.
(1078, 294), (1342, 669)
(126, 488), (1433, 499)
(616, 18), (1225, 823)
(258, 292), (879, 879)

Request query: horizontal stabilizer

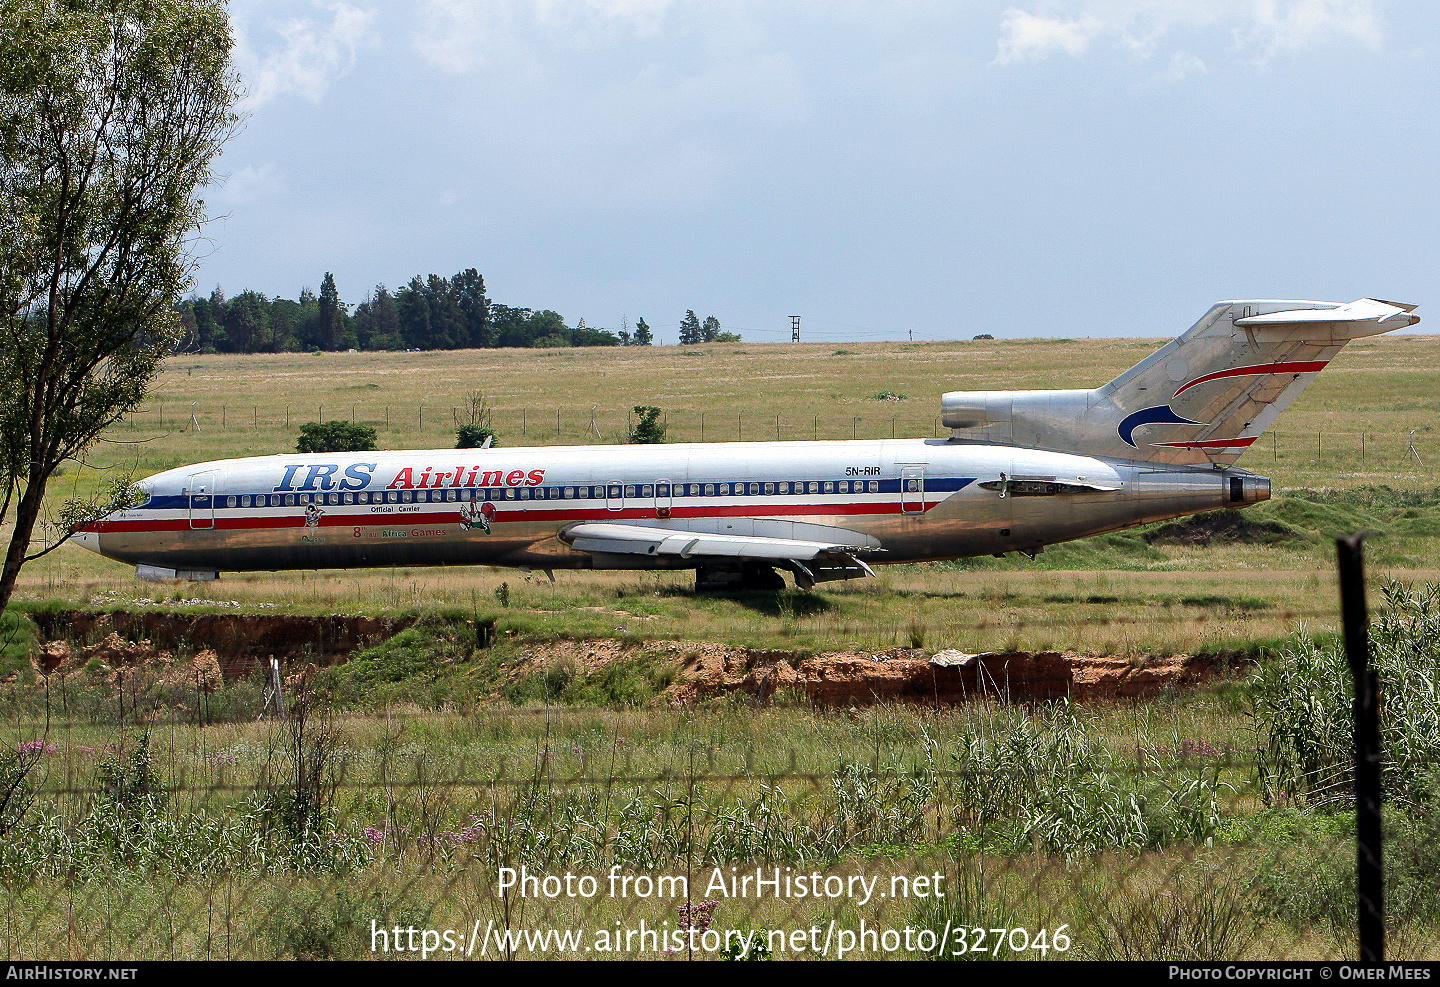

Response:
(1234, 298), (1419, 335)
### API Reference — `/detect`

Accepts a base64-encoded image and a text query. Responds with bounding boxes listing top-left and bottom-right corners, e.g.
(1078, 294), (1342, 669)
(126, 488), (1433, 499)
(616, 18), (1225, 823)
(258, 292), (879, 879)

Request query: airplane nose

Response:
(72, 529), (103, 554)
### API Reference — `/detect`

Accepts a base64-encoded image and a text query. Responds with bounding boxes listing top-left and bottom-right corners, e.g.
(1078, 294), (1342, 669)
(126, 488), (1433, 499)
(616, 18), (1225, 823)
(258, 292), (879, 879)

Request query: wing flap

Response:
(562, 522), (865, 561)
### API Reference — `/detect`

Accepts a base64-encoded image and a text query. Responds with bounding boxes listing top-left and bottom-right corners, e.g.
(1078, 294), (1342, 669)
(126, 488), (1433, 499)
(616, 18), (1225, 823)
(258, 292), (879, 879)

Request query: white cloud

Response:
(206, 163), (287, 211)
(1160, 49), (1207, 81)
(993, 10), (1104, 65)
(1236, 0), (1383, 60)
(993, 0), (1383, 70)
(234, 2), (379, 106)
(413, 0), (674, 74)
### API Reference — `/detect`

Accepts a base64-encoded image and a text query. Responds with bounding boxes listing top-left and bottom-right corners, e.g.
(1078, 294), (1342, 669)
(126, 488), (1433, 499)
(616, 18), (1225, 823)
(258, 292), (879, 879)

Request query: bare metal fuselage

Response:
(78, 438), (1269, 576)
(76, 296), (1417, 586)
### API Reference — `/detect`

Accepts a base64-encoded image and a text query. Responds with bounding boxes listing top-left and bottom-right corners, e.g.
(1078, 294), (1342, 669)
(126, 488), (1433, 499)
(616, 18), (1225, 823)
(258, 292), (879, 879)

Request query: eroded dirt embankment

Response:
(508, 639), (1235, 705)
(28, 611), (1233, 704)
(29, 609), (410, 678)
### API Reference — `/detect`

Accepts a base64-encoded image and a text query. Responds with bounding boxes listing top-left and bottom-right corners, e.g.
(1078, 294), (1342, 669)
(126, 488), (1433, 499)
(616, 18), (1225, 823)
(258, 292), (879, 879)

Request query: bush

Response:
(1249, 580), (1440, 809)
(296, 420), (377, 453)
(455, 423), (497, 448)
(630, 406), (665, 444)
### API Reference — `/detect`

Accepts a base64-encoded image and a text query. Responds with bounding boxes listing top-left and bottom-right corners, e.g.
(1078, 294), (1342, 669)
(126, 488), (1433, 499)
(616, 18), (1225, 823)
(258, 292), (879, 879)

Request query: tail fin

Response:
(942, 298), (1419, 466)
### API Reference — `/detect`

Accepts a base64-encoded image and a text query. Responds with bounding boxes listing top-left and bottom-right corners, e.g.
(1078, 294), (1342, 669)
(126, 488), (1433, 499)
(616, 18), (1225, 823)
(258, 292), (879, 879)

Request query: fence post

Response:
(1337, 534), (1384, 962)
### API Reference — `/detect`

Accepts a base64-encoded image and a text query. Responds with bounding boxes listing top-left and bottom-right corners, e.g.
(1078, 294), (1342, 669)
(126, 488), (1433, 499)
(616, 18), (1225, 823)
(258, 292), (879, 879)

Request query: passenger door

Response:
(900, 465), (926, 515)
(187, 471), (218, 529)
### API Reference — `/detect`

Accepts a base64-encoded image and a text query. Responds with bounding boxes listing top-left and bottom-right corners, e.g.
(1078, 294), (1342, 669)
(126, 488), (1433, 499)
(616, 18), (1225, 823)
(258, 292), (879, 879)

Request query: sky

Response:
(199, 0), (1440, 342)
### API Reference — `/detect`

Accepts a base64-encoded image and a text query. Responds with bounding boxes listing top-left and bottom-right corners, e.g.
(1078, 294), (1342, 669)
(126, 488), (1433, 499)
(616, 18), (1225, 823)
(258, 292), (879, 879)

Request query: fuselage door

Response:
(187, 470), (218, 529)
(606, 480), (624, 512)
(655, 479), (673, 518)
(900, 465), (926, 515)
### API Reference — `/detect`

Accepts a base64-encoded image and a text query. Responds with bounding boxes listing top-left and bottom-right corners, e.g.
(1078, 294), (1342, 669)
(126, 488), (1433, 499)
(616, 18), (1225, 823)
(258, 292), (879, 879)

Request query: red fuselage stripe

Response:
(92, 500), (935, 534)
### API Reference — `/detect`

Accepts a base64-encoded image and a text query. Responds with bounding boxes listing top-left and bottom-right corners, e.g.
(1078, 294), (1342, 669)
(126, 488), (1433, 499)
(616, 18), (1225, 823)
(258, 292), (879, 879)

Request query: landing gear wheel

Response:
(739, 564), (786, 591)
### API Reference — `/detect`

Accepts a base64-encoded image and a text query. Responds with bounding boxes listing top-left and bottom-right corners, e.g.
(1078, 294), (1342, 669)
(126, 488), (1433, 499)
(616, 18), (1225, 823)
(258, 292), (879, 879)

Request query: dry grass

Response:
(7, 335), (1438, 653)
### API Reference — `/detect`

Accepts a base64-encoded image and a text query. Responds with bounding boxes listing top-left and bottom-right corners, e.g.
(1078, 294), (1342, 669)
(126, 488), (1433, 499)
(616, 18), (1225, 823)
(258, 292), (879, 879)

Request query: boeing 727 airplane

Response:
(75, 297), (1418, 590)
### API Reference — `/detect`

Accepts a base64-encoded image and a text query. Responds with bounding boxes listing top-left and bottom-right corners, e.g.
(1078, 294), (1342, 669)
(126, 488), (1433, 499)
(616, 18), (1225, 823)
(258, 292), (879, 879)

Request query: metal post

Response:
(1337, 534), (1383, 962)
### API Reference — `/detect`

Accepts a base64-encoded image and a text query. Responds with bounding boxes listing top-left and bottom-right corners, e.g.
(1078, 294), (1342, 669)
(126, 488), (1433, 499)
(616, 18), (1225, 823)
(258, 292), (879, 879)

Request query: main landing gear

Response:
(694, 562), (787, 592)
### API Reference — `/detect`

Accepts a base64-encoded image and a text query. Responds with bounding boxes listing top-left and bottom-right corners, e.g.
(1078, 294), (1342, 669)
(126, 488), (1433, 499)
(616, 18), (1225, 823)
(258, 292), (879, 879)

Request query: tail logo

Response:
(1118, 405), (1201, 447)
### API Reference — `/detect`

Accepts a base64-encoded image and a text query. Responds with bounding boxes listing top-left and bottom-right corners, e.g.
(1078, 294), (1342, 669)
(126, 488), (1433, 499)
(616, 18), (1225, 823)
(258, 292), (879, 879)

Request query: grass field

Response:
(11, 334), (1440, 653)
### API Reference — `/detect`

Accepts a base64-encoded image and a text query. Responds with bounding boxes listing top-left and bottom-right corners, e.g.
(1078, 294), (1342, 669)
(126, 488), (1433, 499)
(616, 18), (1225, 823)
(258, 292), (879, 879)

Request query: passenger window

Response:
(657, 484), (669, 497)
(807, 482), (818, 494)
(624, 485), (635, 497)
(907, 479), (919, 492)
(703, 484), (715, 497)
(609, 485), (622, 499)
(763, 483), (774, 495)
(641, 484), (654, 497)
(823, 482), (834, 494)
(284, 494), (295, 506)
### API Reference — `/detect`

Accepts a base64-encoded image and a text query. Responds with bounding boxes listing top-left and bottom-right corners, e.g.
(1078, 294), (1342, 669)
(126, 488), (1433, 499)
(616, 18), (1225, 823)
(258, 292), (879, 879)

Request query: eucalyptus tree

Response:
(0, 0), (241, 609)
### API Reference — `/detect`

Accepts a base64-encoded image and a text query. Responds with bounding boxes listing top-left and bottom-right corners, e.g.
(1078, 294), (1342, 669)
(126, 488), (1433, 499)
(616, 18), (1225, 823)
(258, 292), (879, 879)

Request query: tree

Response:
(0, 0), (240, 611)
(702, 315), (720, 342)
(678, 310), (702, 344)
(455, 389), (496, 448)
(452, 268), (489, 348)
(296, 421), (377, 454)
(318, 272), (343, 350)
(633, 317), (653, 346)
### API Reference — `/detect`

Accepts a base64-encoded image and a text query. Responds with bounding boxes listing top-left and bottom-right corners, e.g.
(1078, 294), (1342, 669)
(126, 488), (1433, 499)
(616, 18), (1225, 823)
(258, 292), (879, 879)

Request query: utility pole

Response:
(790, 315), (801, 343)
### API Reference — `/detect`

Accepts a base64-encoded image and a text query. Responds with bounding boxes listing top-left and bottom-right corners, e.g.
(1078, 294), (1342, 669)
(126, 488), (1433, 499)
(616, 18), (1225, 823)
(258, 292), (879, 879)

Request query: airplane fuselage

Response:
(77, 438), (1269, 578)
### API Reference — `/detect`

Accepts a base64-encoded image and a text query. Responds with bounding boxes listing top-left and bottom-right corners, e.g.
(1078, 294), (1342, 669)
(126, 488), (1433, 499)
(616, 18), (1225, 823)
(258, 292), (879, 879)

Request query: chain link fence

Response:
(122, 402), (1438, 465)
(1, 692), (1435, 961)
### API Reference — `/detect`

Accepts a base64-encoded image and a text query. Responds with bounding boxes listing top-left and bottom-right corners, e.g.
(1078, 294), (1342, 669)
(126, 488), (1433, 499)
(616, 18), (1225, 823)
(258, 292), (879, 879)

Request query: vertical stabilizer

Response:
(943, 298), (1419, 466)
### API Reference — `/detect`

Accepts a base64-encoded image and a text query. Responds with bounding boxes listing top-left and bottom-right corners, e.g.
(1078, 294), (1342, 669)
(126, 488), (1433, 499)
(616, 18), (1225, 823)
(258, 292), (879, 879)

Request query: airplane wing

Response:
(559, 521), (878, 588)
